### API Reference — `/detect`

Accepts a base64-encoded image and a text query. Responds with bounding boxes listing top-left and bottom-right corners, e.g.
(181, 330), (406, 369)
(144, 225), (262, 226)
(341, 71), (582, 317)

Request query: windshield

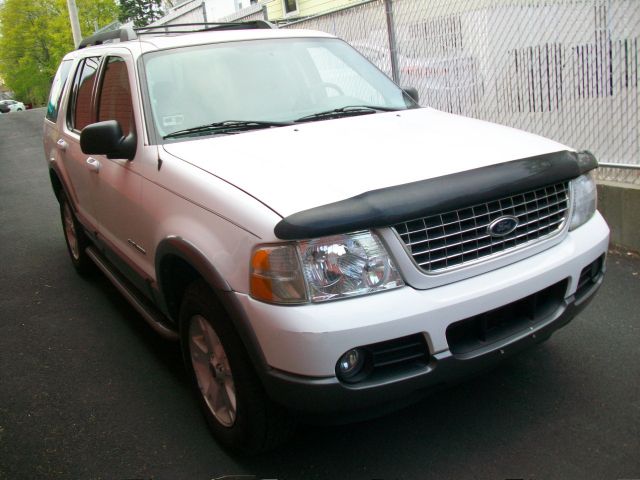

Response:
(142, 37), (415, 140)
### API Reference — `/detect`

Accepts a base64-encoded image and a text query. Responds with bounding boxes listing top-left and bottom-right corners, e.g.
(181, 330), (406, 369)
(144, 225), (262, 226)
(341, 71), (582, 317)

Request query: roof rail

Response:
(77, 28), (137, 49)
(135, 21), (277, 35)
(76, 21), (277, 50)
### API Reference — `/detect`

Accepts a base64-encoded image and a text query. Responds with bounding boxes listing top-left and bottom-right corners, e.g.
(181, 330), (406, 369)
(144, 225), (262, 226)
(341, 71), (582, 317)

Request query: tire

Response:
(180, 280), (295, 454)
(59, 192), (94, 275)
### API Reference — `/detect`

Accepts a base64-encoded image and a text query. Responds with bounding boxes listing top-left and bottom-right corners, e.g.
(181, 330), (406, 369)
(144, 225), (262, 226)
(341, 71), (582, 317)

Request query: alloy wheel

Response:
(189, 314), (237, 427)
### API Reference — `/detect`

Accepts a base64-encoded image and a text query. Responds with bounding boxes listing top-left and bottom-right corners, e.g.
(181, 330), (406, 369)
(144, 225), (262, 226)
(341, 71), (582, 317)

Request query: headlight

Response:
(569, 171), (597, 230)
(250, 231), (404, 304)
(298, 231), (404, 302)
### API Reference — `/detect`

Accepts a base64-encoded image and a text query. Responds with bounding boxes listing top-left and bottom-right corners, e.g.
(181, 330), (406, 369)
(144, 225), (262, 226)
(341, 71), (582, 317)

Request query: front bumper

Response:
(261, 274), (601, 417)
(233, 212), (609, 415)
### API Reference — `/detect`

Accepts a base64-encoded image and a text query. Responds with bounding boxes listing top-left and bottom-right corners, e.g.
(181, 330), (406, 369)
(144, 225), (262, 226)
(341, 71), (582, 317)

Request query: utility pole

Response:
(66, 0), (83, 48)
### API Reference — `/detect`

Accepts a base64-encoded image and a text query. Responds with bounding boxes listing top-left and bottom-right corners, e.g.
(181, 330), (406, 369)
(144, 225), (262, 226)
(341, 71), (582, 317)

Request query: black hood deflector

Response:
(274, 150), (597, 240)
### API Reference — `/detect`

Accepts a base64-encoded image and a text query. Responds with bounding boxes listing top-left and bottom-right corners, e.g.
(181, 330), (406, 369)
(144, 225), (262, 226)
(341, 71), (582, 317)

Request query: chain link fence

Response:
(282, 0), (640, 185)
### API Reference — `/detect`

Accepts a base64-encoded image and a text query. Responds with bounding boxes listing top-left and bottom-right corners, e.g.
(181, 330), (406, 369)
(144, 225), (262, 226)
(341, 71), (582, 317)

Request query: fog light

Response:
(336, 348), (366, 382)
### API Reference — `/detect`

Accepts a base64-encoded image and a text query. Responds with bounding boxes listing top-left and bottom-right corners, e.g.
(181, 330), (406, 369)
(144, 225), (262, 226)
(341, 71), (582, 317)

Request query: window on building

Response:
(283, 0), (297, 14)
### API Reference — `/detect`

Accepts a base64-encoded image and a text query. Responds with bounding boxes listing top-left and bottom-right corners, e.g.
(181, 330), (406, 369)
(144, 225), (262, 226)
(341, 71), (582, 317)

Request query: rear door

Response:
(60, 56), (101, 230)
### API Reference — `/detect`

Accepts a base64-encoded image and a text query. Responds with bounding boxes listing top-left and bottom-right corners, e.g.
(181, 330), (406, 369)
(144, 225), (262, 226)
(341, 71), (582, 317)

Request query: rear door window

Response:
(96, 56), (134, 136)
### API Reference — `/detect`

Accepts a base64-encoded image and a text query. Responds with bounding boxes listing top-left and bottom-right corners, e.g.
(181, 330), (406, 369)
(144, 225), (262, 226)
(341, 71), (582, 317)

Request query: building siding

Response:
(265, 0), (362, 21)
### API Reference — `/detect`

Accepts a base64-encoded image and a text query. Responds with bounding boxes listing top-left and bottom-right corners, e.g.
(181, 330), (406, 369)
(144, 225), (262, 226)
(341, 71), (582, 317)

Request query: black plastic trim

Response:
(155, 236), (231, 292)
(274, 150), (598, 240)
(78, 22), (277, 50)
(154, 237), (271, 371)
(85, 246), (178, 340)
(78, 28), (137, 49)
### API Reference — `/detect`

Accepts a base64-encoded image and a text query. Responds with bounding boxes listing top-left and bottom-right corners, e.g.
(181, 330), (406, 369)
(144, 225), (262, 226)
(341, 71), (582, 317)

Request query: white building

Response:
(151, 0), (262, 25)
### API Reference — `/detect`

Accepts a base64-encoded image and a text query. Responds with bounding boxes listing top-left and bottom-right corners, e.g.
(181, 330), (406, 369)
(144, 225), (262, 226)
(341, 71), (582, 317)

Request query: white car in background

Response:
(0, 99), (26, 113)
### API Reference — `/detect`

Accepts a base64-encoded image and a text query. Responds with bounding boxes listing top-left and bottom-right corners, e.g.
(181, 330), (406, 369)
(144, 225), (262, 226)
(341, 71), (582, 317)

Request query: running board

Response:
(86, 247), (179, 341)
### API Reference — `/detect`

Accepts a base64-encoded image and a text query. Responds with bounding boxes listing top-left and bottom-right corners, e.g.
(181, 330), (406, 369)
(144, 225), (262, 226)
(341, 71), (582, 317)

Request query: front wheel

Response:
(180, 280), (295, 453)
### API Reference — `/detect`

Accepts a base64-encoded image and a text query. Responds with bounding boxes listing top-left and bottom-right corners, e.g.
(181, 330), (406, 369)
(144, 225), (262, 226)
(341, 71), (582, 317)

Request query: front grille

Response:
(394, 181), (570, 273)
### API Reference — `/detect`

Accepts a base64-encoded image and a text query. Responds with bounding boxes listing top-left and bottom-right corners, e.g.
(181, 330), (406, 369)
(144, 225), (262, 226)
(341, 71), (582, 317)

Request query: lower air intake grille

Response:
(394, 181), (570, 273)
(575, 254), (605, 301)
(446, 279), (568, 356)
(369, 333), (429, 370)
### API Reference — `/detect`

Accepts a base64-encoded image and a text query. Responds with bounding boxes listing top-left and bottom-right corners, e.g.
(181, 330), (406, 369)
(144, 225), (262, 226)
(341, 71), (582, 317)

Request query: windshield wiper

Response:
(294, 105), (400, 123)
(163, 120), (293, 139)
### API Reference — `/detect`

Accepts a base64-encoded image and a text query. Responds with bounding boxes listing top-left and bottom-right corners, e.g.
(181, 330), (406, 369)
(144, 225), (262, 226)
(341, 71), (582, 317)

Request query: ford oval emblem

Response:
(488, 216), (519, 237)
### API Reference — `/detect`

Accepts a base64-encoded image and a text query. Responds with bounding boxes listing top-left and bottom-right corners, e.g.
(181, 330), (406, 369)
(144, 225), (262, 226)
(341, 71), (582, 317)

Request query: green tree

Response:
(77, 0), (120, 35)
(119, 0), (164, 28)
(0, 0), (118, 105)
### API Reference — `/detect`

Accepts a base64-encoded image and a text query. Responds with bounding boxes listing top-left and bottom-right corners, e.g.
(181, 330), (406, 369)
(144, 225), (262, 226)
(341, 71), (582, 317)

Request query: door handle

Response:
(86, 157), (100, 173)
(56, 139), (68, 151)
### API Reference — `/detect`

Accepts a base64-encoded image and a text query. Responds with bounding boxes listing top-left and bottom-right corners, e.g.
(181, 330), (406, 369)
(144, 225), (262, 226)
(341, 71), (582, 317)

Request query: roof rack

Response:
(77, 28), (136, 49)
(137, 21), (277, 34)
(77, 21), (277, 50)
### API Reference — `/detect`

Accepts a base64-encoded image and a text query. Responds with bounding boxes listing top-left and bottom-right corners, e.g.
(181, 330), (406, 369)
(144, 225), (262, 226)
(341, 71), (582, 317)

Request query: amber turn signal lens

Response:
(249, 245), (307, 304)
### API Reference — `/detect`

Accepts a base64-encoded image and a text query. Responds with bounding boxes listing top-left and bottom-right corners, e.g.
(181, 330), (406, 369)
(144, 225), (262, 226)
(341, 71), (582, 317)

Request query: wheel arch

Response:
(49, 167), (64, 203)
(156, 235), (230, 315)
(155, 236), (269, 371)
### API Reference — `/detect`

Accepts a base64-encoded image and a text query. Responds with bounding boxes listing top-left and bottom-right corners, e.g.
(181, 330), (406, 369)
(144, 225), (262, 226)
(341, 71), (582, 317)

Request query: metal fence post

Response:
(384, 0), (400, 84)
(202, 1), (208, 23)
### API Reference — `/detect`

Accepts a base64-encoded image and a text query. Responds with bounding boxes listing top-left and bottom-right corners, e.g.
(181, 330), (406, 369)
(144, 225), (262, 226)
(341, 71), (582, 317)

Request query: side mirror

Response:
(402, 87), (420, 105)
(80, 120), (136, 160)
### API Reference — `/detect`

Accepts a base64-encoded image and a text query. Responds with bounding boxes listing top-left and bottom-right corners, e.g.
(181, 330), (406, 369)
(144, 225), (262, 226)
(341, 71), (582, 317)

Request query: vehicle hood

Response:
(161, 107), (569, 218)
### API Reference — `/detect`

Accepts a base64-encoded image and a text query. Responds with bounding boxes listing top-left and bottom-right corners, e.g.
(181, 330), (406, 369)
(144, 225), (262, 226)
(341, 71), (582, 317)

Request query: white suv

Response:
(43, 22), (609, 453)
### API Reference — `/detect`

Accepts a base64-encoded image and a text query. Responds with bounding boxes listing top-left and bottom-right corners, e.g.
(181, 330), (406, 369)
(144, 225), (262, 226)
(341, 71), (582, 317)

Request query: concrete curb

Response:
(597, 181), (640, 254)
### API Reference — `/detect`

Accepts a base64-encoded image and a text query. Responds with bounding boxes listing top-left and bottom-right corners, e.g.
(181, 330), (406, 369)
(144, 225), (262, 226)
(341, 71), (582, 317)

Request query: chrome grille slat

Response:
(404, 204), (568, 249)
(394, 181), (570, 273)
(416, 217), (566, 265)
(401, 196), (569, 240)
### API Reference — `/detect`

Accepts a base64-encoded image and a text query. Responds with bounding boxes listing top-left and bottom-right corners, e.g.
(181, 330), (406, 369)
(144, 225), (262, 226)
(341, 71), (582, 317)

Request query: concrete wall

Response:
(597, 181), (640, 253)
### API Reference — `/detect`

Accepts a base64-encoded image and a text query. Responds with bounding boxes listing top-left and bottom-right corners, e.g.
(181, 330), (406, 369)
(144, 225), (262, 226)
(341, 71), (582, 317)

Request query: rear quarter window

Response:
(46, 60), (73, 122)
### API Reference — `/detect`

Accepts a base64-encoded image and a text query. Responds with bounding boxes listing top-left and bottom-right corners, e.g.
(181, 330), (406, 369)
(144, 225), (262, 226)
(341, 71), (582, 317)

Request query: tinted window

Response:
(68, 56), (100, 131)
(46, 60), (73, 122)
(97, 57), (134, 136)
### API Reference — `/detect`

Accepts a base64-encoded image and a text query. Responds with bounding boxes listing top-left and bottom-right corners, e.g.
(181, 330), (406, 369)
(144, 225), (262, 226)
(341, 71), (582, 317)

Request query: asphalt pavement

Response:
(1, 109), (639, 480)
